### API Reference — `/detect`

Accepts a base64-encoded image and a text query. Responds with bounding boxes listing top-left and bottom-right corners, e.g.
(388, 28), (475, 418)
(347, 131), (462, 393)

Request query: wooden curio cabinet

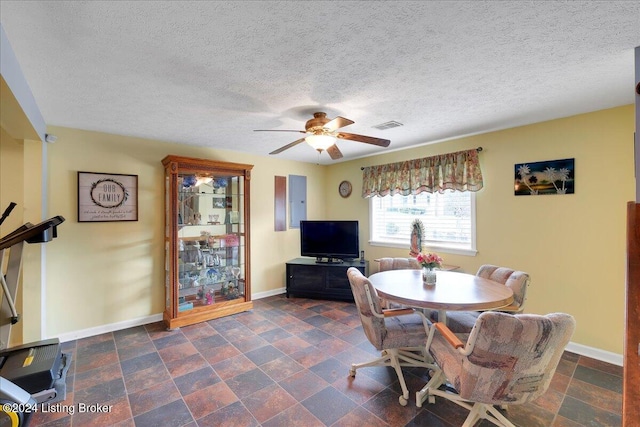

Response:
(162, 155), (253, 329)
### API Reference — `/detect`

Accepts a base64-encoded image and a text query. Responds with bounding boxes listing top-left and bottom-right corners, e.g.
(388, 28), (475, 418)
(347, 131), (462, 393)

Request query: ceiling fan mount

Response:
(255, 111), (390, 160)
(304, 112), (332, 132)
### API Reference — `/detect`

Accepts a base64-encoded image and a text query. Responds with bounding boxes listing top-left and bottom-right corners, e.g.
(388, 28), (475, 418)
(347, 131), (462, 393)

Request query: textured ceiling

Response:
(1, 1), (639, 164)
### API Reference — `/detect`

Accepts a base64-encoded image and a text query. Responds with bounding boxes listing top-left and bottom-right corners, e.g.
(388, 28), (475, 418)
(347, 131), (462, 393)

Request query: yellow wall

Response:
(1, 128), (43, 345)
(44, 126), (326, 336)
(326, 105), (635, 354)
(21, 138), (44, 343)
(0, 126), (25, 346)
(0, 127), (24, 234)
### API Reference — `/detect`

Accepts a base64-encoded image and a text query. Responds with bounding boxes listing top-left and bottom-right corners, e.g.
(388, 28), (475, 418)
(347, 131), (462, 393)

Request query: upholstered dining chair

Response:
(417, 311), (575, 427)
(375, 257), (421, 272)
(444, 265), (530, 333)
(346, 267), (436, 406)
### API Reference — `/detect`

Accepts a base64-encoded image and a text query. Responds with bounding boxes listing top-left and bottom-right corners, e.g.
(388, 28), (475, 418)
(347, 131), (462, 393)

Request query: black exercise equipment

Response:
(0, 205), (70, 427)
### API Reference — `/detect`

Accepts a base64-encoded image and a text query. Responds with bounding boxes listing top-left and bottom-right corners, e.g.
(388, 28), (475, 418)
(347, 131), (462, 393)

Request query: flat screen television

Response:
(300, 220), (360, 262)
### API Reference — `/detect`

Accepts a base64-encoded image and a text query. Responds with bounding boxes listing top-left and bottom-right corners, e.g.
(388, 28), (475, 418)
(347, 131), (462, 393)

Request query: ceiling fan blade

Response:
(269, 138), (306, 155)
(254, 129), (306, 133)
(326, 144), (343, 160)
(337, 132), (390, 147)
(323, 116), (354, 131)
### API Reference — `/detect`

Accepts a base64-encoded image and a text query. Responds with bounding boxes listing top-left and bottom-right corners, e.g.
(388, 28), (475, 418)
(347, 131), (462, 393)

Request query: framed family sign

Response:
(77, 171), (138, 222)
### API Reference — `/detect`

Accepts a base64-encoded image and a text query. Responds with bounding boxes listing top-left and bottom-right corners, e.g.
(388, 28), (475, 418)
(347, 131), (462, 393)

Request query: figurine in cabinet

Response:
(206, 289), (215, 305)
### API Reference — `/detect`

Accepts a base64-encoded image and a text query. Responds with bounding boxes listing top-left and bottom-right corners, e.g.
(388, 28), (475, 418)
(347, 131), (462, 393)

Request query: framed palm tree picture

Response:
(514, 158), (574, 196)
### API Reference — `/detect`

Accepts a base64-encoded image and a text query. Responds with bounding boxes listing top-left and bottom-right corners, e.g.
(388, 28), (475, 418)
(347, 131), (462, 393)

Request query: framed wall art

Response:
(514, 158), (574, 196)
(78, 171), (138, 222)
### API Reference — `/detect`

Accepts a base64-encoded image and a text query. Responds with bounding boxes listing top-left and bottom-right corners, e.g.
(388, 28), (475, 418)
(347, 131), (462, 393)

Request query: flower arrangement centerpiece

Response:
(415, 252), (443, 285)
(416, 252), (443, 270)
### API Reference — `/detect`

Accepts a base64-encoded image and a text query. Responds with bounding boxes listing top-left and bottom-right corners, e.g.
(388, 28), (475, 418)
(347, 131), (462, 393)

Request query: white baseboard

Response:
(565, 342), (623, 366)
(54, 289), (287, 343)
(55, 313), (163, 343)
(53, 288), (624, 368)
(252, 287), (286, 299)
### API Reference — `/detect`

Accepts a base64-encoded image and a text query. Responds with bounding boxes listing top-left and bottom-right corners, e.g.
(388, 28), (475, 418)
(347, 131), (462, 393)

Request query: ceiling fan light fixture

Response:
(305, 134), (336, 151)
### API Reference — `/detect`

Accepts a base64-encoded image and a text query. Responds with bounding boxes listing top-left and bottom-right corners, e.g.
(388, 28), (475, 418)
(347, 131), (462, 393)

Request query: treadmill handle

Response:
(0, 202), (17, 227)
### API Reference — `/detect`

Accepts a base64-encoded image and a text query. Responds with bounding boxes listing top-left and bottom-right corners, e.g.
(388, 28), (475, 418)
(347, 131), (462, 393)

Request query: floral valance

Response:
(361, 148), (483, 197)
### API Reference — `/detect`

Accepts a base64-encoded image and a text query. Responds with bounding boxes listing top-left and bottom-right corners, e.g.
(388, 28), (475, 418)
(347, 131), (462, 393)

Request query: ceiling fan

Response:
(255, 112), (390, 160)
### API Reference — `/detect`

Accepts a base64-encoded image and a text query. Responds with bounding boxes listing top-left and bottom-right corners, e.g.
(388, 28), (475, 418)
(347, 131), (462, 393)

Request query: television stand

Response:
(286, 257), (369, 302)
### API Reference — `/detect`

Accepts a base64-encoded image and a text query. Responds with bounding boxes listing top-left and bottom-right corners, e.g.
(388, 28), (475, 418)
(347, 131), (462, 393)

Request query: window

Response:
(369, 190), (476, 256)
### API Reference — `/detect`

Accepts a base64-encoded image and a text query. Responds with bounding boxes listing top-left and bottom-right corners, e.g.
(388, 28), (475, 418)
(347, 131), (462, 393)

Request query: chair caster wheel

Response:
(349, 368), (356, 377)
(428, 395), (435, 404)
(399, 395), (408, 406)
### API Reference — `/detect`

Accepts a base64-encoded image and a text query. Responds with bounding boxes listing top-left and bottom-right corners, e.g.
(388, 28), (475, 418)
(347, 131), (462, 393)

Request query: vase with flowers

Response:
(416, 252), (443, 285)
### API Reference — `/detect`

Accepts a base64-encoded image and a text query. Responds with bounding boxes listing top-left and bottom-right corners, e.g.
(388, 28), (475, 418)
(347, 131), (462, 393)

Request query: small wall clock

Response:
(338, 180), (352, 198)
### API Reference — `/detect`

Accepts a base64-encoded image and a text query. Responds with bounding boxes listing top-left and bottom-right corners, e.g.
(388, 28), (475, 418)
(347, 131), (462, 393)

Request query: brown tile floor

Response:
(28, 295), (622, 427)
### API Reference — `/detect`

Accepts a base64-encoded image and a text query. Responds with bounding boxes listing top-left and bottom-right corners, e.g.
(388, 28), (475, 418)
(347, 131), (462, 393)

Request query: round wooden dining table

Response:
(368, 269), (514, 324)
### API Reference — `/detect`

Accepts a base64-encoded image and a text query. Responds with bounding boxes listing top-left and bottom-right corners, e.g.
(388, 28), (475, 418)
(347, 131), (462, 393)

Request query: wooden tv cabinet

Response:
(285, 257), (369, 302)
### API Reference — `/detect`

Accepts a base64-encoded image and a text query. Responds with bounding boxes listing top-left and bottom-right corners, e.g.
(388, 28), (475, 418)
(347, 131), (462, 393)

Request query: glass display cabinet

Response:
(162, 155), (253, 329)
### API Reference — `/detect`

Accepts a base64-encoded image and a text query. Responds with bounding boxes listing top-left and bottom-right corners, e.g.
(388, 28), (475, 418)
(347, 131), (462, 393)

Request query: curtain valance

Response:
(361, 148), (483, 197)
